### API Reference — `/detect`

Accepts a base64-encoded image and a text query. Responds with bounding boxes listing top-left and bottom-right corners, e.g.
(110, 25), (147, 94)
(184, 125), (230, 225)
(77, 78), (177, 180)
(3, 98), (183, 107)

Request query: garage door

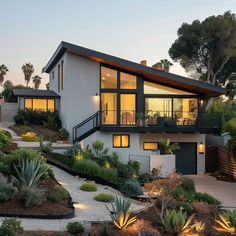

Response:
(174, 143), (197, 175)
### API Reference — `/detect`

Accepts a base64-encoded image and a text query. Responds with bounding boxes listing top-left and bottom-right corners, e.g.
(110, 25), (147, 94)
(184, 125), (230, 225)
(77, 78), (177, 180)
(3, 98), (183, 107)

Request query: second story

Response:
(43, 42), (225, 136)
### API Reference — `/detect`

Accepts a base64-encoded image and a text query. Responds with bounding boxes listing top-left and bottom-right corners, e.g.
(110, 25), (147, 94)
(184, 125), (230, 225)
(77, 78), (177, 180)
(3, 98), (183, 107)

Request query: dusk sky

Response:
(1, 0), (236, 89)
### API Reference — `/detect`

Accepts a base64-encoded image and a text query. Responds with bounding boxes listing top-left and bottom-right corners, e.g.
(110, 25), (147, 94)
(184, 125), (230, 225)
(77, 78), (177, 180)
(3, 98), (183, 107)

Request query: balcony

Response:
(100, 110), (221, 134)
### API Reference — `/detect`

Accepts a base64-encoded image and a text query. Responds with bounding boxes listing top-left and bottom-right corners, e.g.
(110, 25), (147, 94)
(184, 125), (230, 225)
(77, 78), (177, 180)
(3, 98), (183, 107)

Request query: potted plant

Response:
(136, 112), (144, 127)
(157, 115), (166, 126)
(145, 110), (153, 126)
(159, 138), (180, 154)
(153, 111), (160, 126)
(58, 128), (69, 143)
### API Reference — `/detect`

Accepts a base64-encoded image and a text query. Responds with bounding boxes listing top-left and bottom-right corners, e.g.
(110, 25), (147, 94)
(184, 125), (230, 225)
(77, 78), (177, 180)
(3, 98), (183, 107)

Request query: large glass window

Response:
(145, 98), (172, 117)
(24, 98), (55, 111)
(101, 67), (117, 89)
(120, 72), (137, 89)
(144, 81), (195, 95)
(120, 94), (136, 125)
(101, 93), (117, 125)
(173, 98), (198, 125)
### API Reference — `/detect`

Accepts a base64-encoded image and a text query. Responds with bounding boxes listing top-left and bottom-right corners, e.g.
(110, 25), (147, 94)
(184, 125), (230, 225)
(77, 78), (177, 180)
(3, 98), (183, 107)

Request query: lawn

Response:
(10, 125), (60, 141)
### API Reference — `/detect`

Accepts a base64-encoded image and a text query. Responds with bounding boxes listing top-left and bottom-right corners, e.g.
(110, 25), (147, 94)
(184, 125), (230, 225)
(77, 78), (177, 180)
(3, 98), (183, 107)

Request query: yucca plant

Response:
(161, 209), (194, 234)
(106, 196), (136, 230)
(12, 159), (46, 189)
(159, 139), (180, 154)
(215, 210), (236, 233)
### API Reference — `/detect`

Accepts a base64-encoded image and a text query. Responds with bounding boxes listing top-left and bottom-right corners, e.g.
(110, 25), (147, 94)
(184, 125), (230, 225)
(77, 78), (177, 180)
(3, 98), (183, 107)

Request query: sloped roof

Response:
(43, 41), (225, 97)
(13, 89), (60, 98)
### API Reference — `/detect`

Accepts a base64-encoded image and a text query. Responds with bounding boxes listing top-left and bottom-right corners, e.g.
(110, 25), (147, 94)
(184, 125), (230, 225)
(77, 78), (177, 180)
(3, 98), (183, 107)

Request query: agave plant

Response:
(159, 139), (180, 154)
(12, 159), (46, 189)
(215, 210), (236, 233)
(161, 209), (194, 234)
(106, 196), (136, 230)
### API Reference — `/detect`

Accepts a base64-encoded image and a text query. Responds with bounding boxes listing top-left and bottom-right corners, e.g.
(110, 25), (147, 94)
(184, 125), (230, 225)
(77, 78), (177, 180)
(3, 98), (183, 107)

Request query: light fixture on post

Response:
(198, 142), (205, 154)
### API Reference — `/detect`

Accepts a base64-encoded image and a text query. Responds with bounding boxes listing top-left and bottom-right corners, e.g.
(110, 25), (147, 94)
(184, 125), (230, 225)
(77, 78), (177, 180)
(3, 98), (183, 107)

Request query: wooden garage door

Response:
(175, 143), (197, 175)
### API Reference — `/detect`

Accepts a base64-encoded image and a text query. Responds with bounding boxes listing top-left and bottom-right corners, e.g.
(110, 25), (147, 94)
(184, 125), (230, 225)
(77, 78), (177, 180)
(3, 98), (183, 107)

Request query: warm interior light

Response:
(102, 77), (105, 80)
(199, 142), (205, 154)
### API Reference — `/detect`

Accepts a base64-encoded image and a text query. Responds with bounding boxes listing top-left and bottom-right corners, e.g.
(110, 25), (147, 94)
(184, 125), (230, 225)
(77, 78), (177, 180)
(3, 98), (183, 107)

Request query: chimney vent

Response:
(152, 62), (163, 71)
(140, 60), (147, 66)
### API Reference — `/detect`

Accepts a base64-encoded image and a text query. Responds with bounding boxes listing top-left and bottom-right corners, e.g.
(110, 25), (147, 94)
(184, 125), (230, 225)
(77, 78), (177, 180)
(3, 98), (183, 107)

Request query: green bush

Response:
(67, 222), (84, 236)
(98, 168), (118, 182)
(0, 218), (23, 236)
(47, 186), (68, 203)
(121, 179), (143, 197)
(138, 173), (152, 185)
(117, 163), (134, 179)
(0, 129), (12, 149)
(14, 109), (61, 130)
(94, 193), (114, 202)
(181, 178), (195, 192)
(57, 128), (69, 141)
(51, 152), (74, 167)
(73, 159), (100, 177)
(223, 117), (236, 136)
(39, 136), (52, 154)
(80, 182), (97, 191)
(194, 192), (220, 205)
(0, 174), (16, 202)
(20, 187), (46, 208)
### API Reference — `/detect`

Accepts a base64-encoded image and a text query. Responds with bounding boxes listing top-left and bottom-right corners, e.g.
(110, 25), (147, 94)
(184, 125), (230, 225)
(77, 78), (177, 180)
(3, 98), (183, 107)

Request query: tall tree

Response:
(159, 59), (173, 72)
(169, 11), (236, 88)
(0, 64), (9, 85)
(22, 63), (34, 87)
(32, 75), (42, 89)
(2, 80), (13, 102)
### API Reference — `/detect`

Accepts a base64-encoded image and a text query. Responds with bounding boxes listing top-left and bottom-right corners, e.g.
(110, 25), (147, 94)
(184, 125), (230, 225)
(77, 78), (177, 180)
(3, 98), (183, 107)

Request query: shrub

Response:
(0, 218), (23, 236)
(67, 222), (84, 236)
(117, 163), (134, 179)
(47, 186), (68, 203)
(127, 160), (141, 176)
(58, 128), (69, 141)
(0, 174), (16, 202)
(215, 210), (236, 233)
(73, 159), (100, 177)
(80, 182), (97, 191)
(20, 187), (46, 208)
(39, 136), (52, 154)
(51, 152), (74, 167)
(181, 178), (195, 192)
(21, 132), (39, 142)
(138, 173), (152, 185)
(94, 193), (114, 202)
(12, 159), (47, 189)
(121, 179), (143, 197)
(0, 129), (12, 149)
(194, 192), (220, 205)
(98, 168), (118, 182)
(223, 117), (236, 136)
(161, 209), (194, 234)
(0, 161), (10, 174)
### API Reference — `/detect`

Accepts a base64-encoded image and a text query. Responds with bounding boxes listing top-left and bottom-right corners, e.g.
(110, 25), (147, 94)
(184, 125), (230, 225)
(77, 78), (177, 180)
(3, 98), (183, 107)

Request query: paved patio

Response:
(188, 174), (236, 209)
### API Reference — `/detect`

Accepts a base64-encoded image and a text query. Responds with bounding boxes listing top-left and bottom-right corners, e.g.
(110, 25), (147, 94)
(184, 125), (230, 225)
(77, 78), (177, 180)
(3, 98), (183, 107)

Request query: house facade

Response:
(42, 42), (224, 175)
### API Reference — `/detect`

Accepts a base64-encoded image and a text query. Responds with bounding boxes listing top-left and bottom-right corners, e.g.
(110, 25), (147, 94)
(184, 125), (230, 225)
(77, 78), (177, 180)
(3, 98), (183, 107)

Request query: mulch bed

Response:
(0, 176), (74, 218)
(1, 142), (19, 153)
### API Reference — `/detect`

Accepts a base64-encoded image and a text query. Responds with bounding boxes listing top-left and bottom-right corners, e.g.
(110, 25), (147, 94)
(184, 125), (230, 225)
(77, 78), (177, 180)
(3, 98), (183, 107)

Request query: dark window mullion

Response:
(117, 71), (120, 126)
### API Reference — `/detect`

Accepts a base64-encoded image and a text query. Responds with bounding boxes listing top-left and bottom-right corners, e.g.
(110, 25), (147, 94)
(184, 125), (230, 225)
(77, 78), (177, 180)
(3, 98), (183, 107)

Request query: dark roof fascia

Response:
(13, 89), (60, 98)
(43, 41), (225, 96)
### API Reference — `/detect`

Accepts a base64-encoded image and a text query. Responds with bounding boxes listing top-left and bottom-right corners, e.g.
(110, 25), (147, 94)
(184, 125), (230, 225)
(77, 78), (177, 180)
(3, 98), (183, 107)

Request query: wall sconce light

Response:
(200, 100), (204, 106)
(198, 142), (205, 154)
(95, 93), (98, 96)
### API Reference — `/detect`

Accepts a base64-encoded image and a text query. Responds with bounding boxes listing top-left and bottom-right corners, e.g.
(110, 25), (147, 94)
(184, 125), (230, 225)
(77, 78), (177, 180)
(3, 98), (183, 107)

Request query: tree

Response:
(169, 11), (236, 87)
(0, 64), (9, 85)
(32, 75), (42, 89)
(226, 72), (236, 100)
(2, 80), (13, 102)
(45, 82), (49, 90)
(22, 63), (34, 87)
(160, 59), (173, 72)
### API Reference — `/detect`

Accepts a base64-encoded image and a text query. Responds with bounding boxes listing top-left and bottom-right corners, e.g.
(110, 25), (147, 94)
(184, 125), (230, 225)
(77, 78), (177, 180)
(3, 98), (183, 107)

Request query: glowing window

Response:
(33, 99), (47, 111)
(25, 99), (32, 109)
(143, 142), (158, 150)
(113, 134), (130, 148)
(48, 99), (55, 111)
(120, 72), (137, 89)
(101, 67), (117, 89)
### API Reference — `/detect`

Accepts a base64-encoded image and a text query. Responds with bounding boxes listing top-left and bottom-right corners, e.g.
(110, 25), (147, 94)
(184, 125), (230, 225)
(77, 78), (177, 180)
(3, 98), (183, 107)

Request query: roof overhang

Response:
(43, 41), (225, 97)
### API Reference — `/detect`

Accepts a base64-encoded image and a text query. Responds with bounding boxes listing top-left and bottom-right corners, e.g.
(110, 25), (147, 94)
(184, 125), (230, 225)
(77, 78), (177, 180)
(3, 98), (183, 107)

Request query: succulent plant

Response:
(215, 210), (236, 233)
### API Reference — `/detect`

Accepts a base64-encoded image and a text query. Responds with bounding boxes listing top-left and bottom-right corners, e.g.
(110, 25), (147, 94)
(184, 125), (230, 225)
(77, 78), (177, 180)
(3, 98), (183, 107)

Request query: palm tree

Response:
(0, 64), (9, 85)
(32, 75), (42, 89)
(45, 82), (49, 90)
(22, 63), (34, 87)
(160, 59), (173, 72)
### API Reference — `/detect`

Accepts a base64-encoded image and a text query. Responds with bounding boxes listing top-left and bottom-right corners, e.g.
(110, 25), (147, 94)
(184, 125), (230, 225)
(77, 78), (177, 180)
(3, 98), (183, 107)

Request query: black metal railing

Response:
(73, 111), (100, 142)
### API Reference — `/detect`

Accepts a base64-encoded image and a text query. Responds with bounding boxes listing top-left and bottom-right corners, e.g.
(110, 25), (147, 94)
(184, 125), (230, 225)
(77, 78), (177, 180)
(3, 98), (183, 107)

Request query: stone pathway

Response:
(0, 164), (147, 231)
(187, 174), (236, 209)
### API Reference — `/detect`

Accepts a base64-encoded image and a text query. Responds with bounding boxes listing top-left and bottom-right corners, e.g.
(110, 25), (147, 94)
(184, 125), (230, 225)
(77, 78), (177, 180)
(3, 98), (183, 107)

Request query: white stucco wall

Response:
(49, 52), (100, 141)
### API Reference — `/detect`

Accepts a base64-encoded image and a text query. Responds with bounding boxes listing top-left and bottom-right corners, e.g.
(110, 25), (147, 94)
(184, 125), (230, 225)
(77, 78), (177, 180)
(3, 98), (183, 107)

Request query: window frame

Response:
(58, 64), (61, 92)
(61, 60), (64, 91)
(143, 142), (159, 151)
(113, 134), (130, 148)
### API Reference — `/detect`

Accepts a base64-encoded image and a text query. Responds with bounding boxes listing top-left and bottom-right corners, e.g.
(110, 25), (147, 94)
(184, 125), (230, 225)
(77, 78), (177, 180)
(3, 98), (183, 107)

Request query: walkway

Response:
(188, 175), (236, 209)
(0, 165), (146, 231)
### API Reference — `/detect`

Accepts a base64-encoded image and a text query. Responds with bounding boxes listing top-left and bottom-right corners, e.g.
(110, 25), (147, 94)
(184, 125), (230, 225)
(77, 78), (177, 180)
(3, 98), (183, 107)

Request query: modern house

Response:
(15, 41), (225, 175)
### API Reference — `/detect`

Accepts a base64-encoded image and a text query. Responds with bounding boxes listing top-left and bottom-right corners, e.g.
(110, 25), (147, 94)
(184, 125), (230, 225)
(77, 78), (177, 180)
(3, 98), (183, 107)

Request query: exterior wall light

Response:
(198, 142), (205, 154)
(200, 99), (204, 107)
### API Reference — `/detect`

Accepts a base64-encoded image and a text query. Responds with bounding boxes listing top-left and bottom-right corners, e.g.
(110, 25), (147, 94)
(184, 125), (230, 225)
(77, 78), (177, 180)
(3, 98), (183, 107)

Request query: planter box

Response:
(150, 154), (176, 178)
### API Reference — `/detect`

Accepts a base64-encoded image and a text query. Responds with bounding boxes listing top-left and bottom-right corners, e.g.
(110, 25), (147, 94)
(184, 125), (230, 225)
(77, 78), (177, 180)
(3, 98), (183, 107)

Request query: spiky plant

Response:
(159, 138), (180, 154)
(161, 209), (194, 234)
(106, 196), (136, 230)
(12, 159), (46, 189)
(215, 210), (236, 233)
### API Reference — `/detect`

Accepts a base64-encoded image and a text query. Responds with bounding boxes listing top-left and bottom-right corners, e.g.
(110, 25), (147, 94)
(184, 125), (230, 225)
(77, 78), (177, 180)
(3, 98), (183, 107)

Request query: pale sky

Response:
(1, 0), (236, 89)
